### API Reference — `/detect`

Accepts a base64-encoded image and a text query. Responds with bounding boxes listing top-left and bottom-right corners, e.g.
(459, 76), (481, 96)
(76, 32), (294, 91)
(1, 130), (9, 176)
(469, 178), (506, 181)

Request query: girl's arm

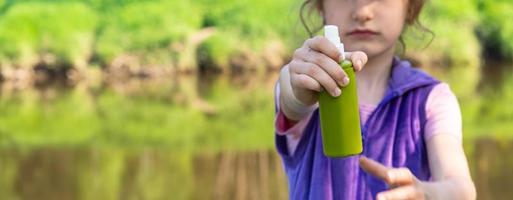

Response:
(422, 134), (476, 199)
(358, 135), (476, 200)
(274, 66), (317, 155)
(360, 148), (476, 200)
(421, 84), (476, 199)
(358, 83), (476, 199)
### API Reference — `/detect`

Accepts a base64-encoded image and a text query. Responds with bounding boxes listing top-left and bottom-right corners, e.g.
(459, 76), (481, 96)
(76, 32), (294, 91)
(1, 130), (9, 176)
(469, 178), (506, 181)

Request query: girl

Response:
(274, 0), (476, 199)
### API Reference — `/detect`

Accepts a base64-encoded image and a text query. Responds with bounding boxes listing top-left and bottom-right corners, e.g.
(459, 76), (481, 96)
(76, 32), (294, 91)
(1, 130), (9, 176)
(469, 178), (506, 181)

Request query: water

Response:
(0, 148), (288, 200)
(467, 138), (513, 200)
(0, 141), (512, 200)
(1, 66), (513, 199)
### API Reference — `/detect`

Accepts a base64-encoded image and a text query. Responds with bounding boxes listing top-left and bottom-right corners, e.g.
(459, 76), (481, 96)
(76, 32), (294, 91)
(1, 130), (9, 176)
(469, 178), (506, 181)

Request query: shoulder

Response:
(428, 83), (457, 100)
(424, 82), (462, 141)
(426, 83), (460, 119)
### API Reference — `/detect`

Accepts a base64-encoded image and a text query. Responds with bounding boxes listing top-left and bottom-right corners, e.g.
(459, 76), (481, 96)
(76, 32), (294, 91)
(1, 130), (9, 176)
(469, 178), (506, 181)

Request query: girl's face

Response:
(322, 0), (408, 58)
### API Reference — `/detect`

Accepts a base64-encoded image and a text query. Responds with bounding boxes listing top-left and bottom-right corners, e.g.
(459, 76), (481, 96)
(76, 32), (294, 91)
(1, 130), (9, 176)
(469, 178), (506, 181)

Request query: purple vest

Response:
(275, 57), (440, 200)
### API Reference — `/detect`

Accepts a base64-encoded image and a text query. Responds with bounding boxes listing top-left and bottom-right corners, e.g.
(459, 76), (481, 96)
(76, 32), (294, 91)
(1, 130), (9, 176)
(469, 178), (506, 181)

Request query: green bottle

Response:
(318, 25), (363, 157)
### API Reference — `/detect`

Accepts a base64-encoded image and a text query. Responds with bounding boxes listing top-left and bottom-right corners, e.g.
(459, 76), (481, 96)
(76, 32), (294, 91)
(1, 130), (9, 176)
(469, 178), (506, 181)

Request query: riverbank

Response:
(1, 64), (513, 149)
(0, 0), (512, 75)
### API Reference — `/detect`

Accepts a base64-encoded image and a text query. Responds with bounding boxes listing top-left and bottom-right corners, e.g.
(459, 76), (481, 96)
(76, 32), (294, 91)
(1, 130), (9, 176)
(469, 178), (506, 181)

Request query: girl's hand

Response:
(359, 156), (427, 200)
(288, 36), (368, 106)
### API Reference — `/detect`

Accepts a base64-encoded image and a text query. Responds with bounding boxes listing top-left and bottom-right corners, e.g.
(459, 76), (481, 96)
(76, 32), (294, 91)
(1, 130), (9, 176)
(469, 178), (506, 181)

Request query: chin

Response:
(346, 45), (377, 57)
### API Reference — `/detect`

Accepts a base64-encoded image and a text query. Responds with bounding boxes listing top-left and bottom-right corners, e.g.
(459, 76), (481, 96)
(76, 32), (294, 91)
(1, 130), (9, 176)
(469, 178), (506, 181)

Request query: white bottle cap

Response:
(324, 25), (345, 60)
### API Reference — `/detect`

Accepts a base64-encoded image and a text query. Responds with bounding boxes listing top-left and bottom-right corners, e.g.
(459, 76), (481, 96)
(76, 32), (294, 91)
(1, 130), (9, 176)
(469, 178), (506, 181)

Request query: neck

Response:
(355, 46), (395, 105)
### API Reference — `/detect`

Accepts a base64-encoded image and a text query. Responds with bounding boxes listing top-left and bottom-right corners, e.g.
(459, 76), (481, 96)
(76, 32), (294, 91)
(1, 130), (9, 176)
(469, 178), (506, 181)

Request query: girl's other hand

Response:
(359, 156), (427, 200)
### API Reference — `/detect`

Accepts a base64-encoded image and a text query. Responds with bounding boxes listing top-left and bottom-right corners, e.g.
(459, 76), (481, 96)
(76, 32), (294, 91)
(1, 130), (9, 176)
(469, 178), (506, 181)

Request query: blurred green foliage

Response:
(477, 0), (513, 59)
(404, 0), (481, 98)
(0, 1), (97, 68)
(0, 0), (510, 71)
(0, 0), (299, 70)
(96, 1), (202, 64)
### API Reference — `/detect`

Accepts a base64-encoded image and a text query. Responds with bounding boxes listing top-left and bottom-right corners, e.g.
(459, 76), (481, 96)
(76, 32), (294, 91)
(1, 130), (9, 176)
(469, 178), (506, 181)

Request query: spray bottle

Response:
(318, 25), (363, 157)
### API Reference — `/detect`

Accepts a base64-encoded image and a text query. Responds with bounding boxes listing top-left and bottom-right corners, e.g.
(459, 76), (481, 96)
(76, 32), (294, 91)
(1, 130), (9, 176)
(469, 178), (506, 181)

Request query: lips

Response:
(347, 29), (379, 37)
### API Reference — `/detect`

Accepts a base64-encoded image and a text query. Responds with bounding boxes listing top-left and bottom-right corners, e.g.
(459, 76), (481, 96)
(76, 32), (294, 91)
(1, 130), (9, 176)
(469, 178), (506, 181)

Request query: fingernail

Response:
(356, 60), (363, 70)
(342, 77), (350, 86)
(333, 88), (341, 97)
(387, 171), (395, 182)
(377, 194), (386, 200)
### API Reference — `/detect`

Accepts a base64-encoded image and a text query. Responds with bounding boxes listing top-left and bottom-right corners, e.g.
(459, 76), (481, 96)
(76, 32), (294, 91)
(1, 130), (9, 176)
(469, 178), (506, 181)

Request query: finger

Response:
(386, 168), (416, 186)
(295, 48), (348, 87)
(290, 60), (341, 97)
(290, 73), (322, 92)
(360, 157), (416, 186)
(305, 36), (343, 62)
(344, 51), (368, 71)
(376, 185), (423, 200)
(359, 156), (389, 182)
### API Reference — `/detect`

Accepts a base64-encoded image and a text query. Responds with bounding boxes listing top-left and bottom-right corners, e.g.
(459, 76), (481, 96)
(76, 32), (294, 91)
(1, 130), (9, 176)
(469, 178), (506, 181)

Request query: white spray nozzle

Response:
(324, 25), (345, 60)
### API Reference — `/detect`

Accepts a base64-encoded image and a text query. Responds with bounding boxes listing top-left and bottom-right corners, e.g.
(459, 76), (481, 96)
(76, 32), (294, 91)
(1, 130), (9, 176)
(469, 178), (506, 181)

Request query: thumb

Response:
(343, 51), (368, 71)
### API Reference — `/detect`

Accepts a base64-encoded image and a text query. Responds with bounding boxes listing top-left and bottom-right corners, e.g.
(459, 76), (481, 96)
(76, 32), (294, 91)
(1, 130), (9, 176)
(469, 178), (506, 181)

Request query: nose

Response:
(352, 1), (374, 23)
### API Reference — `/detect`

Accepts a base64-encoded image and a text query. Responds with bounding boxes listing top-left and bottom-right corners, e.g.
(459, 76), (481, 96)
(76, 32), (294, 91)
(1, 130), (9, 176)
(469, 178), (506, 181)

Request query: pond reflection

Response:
(0, 148), (288, 200)
(0, 140), (513, 200)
